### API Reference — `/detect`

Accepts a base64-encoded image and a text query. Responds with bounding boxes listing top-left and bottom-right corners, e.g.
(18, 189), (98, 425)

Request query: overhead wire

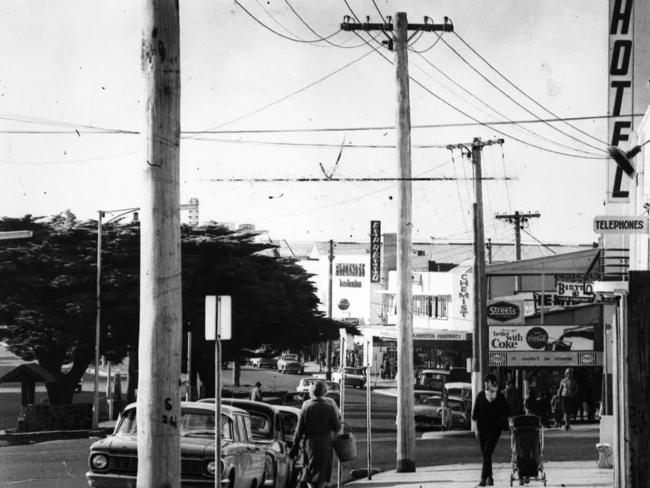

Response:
(189, 136), (454, 149)
(499, 144), (513, 211)
(438, 34), (608, 155)
(453, 31), (609, 148)
(234, 0), (341, 44)
(349, 30), (608, 159)
(254, 0), (304, 39)
(409, 32), (444, 54)
(284, 0), (365, 48)
(522, 228), (558, 255)
(411, 50), (604, 158)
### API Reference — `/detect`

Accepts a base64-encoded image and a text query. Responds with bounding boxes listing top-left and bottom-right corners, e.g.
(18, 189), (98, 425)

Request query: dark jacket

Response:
(472, 391), (511, 434)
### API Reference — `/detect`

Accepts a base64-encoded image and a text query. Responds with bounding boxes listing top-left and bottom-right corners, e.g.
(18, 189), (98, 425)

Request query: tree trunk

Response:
(126, 346), (138, 403)
(39, 345), (91, 404)
(233, 361), (241, 387)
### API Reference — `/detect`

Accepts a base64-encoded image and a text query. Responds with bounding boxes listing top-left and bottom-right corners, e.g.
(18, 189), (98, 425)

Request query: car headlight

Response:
(206, 461), (216, 475)
(91, 453), (109, 470)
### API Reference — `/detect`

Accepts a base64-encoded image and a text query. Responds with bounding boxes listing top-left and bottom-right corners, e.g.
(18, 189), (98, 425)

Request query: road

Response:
(0, 365), (601, 487)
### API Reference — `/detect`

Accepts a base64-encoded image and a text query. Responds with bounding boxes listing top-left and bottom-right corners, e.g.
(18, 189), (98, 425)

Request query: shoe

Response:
(476, 481), (487, 487)
(565, 424), (570, 430)
(486, 476), (494, 486)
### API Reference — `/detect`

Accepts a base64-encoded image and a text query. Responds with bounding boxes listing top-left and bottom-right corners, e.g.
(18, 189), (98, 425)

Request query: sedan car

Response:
(277, 354), (304, 375)
(218, 399), (300, 488)
(295, 378), (340, 406)
(332, 367), (366, 388)
(251, 357), (279, 369)
(86, 401), (266, 488)
(414, 394), (469, 431)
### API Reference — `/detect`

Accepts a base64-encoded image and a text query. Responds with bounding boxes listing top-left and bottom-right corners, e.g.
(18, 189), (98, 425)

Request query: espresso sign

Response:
(487, 300), (525, 325)
(370, 220), (381, 283)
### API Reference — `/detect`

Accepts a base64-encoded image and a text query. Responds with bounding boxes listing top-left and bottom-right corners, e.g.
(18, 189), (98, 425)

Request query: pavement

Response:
(347, 460), (613, 487)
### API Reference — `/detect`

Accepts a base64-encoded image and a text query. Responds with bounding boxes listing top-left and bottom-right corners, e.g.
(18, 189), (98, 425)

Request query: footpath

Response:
(367, 376), (612, 488)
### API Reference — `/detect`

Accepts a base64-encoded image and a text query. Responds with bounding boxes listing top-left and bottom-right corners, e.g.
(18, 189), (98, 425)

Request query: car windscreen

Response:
(116, 408), (232, 440)
(447, 399), (466, 412)
(284, 354), (298, 361)
(422, 396), (442, 406)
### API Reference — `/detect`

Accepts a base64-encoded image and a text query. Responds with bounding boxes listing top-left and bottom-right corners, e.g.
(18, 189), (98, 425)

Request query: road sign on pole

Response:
(205, 295), (232, 488)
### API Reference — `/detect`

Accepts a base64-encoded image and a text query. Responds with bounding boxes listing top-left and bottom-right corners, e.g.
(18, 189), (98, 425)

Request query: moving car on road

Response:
(277, 353), (304, 375)
(414, 394), (469, 431)
(332, 366), (366, 388)
(86, 401), (266, 488)
(251, 356), (279, 369)
(295, 377), (340, 406)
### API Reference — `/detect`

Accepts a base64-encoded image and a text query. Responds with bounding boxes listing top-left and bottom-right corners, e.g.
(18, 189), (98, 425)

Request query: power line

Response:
(408, 32), (444, 54)
(189, 136), (451, 149)
(412, 50), (603, 158)
(438, 34), (608, 155)
(349, 30), (608, 159)
(204, 176), (509, 182)
(453, 31), (609, 148)
(284, 0), (365, 48)
(234, 0), (340, 44)
(0, 150), (138, 166)
(0, 113), (639, 136)
(522, 228), (558, 255)
(254, 0), (304, 39)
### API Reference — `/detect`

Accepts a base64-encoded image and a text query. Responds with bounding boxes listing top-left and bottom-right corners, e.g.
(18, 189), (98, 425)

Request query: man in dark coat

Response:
(472, 373), (512, 487)
(290, 380), (342, 488)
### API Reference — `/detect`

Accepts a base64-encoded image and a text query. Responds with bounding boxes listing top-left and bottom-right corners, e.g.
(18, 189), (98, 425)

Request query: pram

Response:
(509, 415), (546, 486)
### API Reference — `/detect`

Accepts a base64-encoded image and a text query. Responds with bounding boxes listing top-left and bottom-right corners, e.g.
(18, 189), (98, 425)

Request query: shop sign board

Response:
(489, 325), (596, 352)
(593, 215), (649, 234)
(413, 330), (469, 341)
(370, 220), (381, 283)
(487, 300), (525, 325)
(489, 351), (602, 367)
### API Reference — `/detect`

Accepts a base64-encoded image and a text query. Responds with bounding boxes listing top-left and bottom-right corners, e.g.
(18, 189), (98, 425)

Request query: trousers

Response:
(478, 430), (501, 480)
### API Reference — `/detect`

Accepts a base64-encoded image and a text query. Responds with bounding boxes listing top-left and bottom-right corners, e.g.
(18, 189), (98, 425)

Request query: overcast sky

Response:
(0, 1), (614, 246)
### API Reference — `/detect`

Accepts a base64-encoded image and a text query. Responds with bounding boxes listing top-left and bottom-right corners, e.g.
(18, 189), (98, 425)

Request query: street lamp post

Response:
(93, 201), (198, 430)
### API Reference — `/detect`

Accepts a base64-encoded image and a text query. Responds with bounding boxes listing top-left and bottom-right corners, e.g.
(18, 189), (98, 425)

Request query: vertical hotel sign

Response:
(607, 0), (634, 202)
(370, 220), (381, 283)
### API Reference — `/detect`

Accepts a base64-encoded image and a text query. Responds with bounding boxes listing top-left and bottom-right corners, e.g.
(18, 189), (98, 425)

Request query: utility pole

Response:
(495, 211), (541, 292)
(342, 11), (453, 473)
(326, 239), (335, 381)
(137, 1), (182, 487)
(448, 137), (503, 425)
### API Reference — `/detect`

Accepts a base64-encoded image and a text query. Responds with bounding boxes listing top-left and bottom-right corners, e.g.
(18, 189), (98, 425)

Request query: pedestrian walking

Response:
(250, 381), (264, 402)
(557, 368), (579, 430)
(472, 373), (512, 487)
(319, 352), (326, 372)
(502, 380), (521, 416)
(289, 380), (342, 488)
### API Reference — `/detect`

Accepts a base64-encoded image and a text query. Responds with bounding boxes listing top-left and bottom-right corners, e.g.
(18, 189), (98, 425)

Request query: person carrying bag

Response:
(289, 380), (341, 488)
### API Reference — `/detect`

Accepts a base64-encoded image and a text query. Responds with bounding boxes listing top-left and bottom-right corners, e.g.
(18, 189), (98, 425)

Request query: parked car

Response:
(86, 401), (266, 488)
(218, 399), (300, 488)
(252, 356), (279, 369)
(277, 353), (304, 374)
(295, 377), (340, 406)
(332, 367), (366, 388)
(414, 394), (469, 431)
(444, 381), (472, 401)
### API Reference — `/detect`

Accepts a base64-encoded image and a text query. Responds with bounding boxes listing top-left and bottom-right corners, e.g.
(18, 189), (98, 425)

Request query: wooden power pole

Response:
(326, 239), (335, 381)
(495, 210), (541, 291)
(137, 1), (182, 487)
(342, 11), (453, 473)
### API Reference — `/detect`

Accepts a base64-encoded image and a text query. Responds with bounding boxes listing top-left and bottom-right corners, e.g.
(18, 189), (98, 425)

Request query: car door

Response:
(273, 412), (290, 488)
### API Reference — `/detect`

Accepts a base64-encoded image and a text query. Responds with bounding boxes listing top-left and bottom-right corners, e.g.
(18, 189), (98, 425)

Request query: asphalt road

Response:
(0, 365), (601, 487)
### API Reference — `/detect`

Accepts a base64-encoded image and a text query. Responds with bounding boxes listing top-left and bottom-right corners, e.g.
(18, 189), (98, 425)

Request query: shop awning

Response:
(486, 248), (600, 277)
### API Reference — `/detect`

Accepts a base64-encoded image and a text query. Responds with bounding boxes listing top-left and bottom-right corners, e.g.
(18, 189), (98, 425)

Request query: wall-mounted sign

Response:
(489, 325), (596, 352)
(607, 0), (634, 202)
(489, 351), (603, 367)
(593, 215), (649, 234)
(413, 330), (470, 341)
(487, 300), (525, 325)
(534, 292), (595, 312)
(370, 220), (381, 283)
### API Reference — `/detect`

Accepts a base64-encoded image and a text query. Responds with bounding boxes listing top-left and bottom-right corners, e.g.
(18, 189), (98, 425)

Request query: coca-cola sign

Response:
(526, 327), (549, 349)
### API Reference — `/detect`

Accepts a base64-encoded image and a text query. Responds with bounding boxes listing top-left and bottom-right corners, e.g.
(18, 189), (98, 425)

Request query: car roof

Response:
(220, 398), (287, 413)
(445, 382), (472, 389)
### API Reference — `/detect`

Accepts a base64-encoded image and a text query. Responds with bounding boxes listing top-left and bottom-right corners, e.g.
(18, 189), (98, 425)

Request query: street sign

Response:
(593, 215), (649, 234)
(205, 295), (232, 340)
(487, 300), (525, 325)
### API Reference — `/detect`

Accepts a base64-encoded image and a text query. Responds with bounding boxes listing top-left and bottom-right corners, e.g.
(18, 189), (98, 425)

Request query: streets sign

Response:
(487, 300), (524, 325)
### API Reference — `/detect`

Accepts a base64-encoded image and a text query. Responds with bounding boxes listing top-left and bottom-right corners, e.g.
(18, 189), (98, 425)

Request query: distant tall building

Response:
(187, 198), (199, 227)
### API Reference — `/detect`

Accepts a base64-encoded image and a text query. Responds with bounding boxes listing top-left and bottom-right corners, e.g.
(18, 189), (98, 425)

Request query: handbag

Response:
(333, 423), (357, 462)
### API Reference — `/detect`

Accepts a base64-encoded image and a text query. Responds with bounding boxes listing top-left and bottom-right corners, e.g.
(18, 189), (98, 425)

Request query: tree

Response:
(0, 214), (351, 403)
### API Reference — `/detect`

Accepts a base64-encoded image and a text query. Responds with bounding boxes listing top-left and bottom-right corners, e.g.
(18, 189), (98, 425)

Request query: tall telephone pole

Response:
(448, 138), (503, 419)
(326, 239), (335, 381)
(137, 1), (182, 487)
(342, 11), (453, 473)
(495, 211), (541, 291)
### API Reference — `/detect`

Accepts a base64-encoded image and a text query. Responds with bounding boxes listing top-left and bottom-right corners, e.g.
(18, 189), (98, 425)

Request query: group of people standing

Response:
(502, 368), (582, 430)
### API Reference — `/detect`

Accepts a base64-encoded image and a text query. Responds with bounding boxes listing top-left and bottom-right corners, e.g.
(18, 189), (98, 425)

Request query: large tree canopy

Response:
(0, 213), (350, 403)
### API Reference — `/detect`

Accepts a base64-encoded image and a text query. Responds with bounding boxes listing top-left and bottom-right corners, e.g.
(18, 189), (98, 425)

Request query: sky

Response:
(0, 0), (615, 246)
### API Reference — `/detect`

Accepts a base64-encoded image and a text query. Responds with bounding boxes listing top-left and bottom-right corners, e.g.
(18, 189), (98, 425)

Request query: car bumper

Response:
(86, 472), (218, 488)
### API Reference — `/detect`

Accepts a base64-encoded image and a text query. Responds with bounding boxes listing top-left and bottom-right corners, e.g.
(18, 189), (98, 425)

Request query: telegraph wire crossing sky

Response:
(0, 0), (614, 245)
